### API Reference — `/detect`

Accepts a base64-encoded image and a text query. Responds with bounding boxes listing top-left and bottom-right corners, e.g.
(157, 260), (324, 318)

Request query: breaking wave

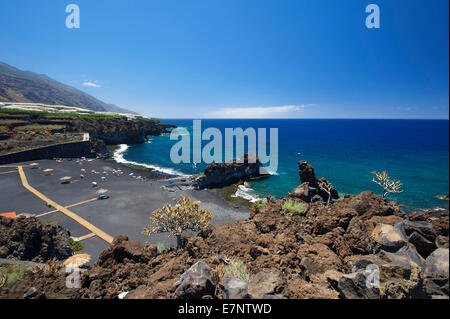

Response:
(113, 144), (188, 177)
(231, 184), (265, 203)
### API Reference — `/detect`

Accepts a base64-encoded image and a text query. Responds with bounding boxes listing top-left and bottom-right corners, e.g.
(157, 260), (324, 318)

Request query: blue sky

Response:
(0, 0), (448, 119)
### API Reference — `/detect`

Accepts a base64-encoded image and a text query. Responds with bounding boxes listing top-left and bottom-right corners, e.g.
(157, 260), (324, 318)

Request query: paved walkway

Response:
(16, 165), (113, 244)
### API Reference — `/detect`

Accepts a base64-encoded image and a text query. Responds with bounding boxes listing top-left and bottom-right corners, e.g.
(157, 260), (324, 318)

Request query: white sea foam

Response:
(113, 144), (187, 176)
(171, 127), (190, 136)
(231, 184), (264, 203)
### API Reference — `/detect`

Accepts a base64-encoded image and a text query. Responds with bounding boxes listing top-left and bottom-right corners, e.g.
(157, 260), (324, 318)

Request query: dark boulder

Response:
(395, 221), (437, 258)
(298, 161), (317, 184)
(338, 269), (380, 299)
(424, 248), (449, 297)
(220, 277), (249, 299)
(174, 260), (216, 299)
(0, 216), (72, 262)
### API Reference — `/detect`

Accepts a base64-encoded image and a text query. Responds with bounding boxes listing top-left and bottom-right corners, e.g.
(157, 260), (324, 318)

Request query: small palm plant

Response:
(142, 195), (212, 249)
(318, 179), (333, 206)
(371, 171), (403, 199)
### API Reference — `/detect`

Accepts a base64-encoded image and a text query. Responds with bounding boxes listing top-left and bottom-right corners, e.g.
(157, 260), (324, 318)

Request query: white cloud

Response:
(208, 104), (314, 118)
(82, 81), (101, 88)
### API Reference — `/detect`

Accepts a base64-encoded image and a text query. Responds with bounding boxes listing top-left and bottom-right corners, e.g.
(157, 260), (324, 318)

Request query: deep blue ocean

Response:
(116, 119), (449, 212)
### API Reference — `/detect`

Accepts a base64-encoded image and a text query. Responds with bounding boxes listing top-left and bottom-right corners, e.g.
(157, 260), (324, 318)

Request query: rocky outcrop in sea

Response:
(288, 161), (339, 205)
(162, 153), (270, 192)
(194, 153), (270, 189)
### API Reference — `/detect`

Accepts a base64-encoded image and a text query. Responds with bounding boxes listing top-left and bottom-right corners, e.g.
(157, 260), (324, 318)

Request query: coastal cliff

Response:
(69, 117), (175, 145)
(0, 110), (175, 156)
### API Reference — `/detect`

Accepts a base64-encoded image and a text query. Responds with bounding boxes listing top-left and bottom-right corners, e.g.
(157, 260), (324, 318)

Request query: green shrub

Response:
(224, 258), (250, 282)
(0, 265), (27, 289)
(156, 242), (166, 253)
(251, 200), (266, 212)
(155, 241), (175, 253)
(71, 240), (84, 252)
(282, 199), (306, 215)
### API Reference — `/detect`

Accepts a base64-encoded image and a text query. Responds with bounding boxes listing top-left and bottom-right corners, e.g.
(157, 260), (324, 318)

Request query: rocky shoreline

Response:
(162, 153), (270, 194)
(2, 161), (448, 299)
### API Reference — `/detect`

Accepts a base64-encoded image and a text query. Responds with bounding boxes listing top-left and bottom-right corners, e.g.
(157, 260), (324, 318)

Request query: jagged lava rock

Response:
(96, 235), (156, 268)
(247, 270), (285, 299)
(395, 221), (437, 258)
(0, 216), (72, 262)
(194, 153), (269, 189)
(174, 260), (216, 299)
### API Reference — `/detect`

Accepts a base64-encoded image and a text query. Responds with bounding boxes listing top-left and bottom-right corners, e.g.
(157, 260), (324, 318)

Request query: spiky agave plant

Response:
(142, 195), (212, 249)
(371, 171), (403, 199)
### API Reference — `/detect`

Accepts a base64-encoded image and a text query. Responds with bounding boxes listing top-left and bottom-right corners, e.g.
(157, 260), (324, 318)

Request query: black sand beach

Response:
(0, 158), (251, 263)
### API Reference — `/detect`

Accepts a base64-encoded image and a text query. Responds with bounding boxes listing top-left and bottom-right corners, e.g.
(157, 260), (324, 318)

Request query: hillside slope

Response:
(0, 62), (135, 114)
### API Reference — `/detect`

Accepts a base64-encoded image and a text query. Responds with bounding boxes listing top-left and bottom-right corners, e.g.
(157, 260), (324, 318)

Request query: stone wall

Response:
(0, 141), (93, 164)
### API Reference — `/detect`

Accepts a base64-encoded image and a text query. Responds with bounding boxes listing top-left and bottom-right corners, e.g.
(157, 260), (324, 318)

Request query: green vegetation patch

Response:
(71, 240), (84, 252)
(155, 241), (175, 254)
(224, 258), (250, 282)
(126, 164), (153, 172)
(282, 199), (307, 215)
(13, 124), (66, 132)
(135, 116), (160, 123)
(0, 264), (27, 289)
(251, 200), (267, 212)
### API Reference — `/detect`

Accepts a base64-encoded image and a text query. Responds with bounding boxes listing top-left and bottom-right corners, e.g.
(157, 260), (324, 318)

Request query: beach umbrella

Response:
(96, 188), (108, 194)
(63, 254), (92, 267)
(60, 176), (72, 181)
